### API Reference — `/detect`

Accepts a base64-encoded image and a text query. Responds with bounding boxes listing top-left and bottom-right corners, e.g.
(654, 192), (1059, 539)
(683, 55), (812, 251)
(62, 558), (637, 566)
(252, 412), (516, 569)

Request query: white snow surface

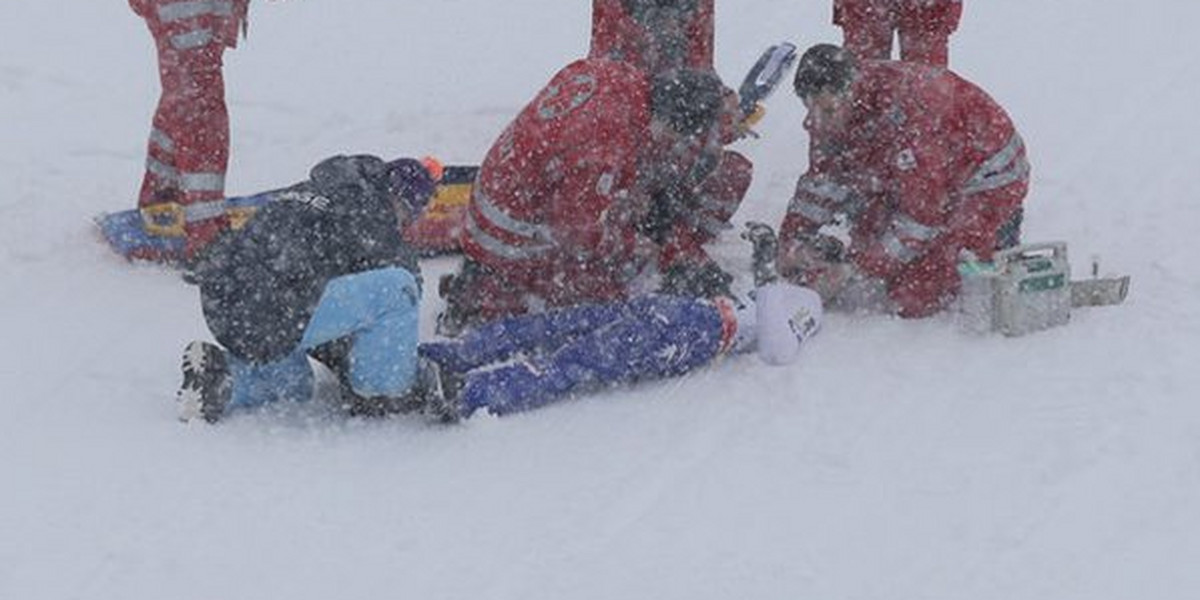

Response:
(3, 1), (1200, 598)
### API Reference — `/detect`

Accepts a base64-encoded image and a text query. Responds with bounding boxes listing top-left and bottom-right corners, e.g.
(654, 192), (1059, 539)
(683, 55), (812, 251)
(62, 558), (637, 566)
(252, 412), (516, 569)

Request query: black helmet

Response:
(793, 44), (857, 100)
(650, 69), (724, 136)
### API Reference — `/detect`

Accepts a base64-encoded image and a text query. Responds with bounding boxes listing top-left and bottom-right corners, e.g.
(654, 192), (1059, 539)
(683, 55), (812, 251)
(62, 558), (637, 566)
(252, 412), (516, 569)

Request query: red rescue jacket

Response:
(782, 61), (1029, 317)
(461, 59), (654, 309)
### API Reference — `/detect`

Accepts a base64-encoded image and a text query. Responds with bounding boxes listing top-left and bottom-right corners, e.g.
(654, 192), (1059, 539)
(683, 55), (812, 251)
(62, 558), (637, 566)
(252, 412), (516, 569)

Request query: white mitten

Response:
(754, 282), (823, 366)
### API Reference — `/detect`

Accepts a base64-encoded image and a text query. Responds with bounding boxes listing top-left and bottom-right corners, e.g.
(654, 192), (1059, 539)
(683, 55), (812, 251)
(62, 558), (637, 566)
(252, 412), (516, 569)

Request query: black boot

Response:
(334, 358), (464, 422)
(742, 221), (781, 287)
(413, 357), (465, 424)
(178, 341), (232, 423)
(341, 390), (426, 418)
(436, 258), (492, 337)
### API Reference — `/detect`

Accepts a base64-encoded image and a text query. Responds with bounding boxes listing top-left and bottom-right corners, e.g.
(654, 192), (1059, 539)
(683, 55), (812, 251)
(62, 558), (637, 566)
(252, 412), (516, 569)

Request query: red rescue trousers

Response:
(835, 0), (961, 67)
(136, 1), (234, 257)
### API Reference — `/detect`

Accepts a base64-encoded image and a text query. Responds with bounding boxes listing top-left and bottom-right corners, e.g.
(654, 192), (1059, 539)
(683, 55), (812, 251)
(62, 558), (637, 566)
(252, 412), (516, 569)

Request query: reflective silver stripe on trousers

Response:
(181, 171), (225, 193)
(464, 210), (555, 262)
(184, 200), (227, 222)
(146, 156), (180, 182)
(150, 129), (175, 153)
(962, 134), (1030, 196)
(789, 175), (852, 224)
(157, 0), (234, 22)
(170, 28), (215, 50)
(473, 187), (553, 241)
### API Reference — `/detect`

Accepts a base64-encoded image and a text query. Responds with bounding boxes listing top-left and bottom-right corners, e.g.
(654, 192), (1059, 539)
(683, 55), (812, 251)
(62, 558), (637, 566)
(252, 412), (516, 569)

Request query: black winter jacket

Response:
(194, 155), (420, 363)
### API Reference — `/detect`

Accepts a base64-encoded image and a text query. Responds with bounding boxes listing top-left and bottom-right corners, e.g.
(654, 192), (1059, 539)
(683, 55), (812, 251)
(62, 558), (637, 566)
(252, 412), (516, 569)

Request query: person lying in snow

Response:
(421, 276), (822, 419)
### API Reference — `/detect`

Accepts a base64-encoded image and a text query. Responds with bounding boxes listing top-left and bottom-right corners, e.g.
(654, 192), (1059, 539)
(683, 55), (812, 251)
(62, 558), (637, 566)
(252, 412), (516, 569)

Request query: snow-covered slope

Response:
(2, 2), (1199, 598)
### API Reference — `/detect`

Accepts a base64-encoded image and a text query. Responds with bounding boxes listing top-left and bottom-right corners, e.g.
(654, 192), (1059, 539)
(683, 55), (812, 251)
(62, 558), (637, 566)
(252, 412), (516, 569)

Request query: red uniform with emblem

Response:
(780, 60), (1029, 317)
(457, 59), (656, 320)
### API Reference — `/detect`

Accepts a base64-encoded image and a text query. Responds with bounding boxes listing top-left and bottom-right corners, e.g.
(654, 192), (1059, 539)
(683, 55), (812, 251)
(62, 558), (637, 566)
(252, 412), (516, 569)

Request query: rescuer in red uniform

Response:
(589, 0), (753, 272)
(438, 60), (732, 333)
(779, 44), (1029, 318)
(130, 0), (250, 257)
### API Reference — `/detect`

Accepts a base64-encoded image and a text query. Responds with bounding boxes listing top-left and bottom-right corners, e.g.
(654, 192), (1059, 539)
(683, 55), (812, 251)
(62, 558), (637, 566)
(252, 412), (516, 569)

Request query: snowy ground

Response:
(2, 1), (1200, 599)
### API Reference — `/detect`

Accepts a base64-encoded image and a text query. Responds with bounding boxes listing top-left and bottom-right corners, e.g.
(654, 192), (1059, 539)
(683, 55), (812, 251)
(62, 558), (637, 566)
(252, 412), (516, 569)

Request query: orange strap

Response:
(713, 297), (739, 355)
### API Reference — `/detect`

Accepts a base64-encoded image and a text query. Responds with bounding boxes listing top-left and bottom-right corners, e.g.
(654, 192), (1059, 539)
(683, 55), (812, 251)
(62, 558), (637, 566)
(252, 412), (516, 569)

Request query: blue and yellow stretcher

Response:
(97, 164), (479, 263)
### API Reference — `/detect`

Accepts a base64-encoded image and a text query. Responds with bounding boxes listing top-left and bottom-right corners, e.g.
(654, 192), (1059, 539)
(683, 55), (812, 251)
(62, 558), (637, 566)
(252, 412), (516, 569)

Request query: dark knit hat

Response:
(650, 68), (724, 136)
(386, 158), (437, 216)
(793, 44), (857, 100)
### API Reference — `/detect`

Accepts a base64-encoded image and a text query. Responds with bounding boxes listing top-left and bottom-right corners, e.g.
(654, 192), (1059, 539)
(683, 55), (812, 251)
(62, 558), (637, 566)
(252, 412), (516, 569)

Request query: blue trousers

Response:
(421, 295), (725, 416)
(228, 268), (420, 409)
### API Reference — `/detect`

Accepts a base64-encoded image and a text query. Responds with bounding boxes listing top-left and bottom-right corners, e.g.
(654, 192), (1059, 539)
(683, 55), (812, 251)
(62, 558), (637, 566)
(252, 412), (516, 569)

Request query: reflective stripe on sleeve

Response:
(892, 214), (942, 242)
(880, 230), (920, 264)
(157, 0), (233, 22)
(473, 188), (554, 242)
(962, 134), (1030, 196)
(878, 214), (942, 265)
(788, 175), (853, 225)
(464, 210), (555, 262)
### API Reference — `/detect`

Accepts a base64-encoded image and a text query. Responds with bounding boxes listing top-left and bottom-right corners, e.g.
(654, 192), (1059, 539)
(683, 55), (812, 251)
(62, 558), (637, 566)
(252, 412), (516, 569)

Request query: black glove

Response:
(660, 261), (734, 299)
(802, 232), (847, 262)
(741, 221), (780, 286)
(778, 231), (851, 293)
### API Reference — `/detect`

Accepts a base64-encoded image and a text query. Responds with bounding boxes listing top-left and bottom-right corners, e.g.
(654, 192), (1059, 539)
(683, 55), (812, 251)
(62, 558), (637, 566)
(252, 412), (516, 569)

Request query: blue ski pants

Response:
(228, 267), (420, 409)
(421, 295), (727, 416)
